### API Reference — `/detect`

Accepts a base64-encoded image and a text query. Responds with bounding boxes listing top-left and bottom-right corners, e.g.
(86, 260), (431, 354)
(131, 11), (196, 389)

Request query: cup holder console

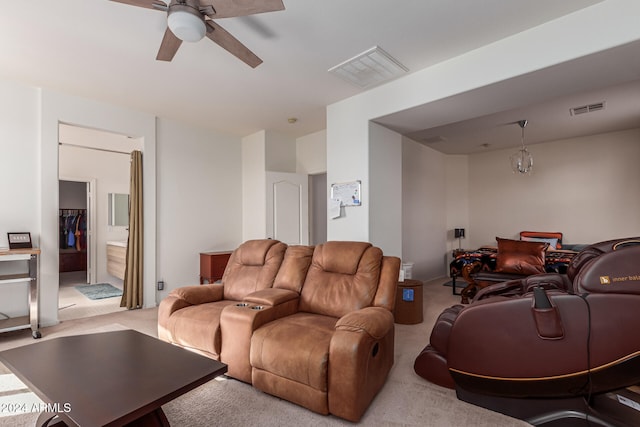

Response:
(235, 303), (265, 310)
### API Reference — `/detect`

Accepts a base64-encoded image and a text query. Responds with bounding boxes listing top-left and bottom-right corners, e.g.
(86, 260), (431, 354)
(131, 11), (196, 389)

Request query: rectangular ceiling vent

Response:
(570, 101), (605, 116)
(421, 136), (446, 145)
(328, 46), (409, 89)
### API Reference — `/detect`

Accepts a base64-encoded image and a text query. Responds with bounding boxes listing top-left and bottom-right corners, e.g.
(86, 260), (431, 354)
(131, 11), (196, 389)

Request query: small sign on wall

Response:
(330, 180), (361, 206)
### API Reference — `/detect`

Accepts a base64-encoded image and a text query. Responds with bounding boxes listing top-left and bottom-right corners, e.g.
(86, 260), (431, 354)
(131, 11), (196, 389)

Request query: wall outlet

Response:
(157, 281), (164, 291)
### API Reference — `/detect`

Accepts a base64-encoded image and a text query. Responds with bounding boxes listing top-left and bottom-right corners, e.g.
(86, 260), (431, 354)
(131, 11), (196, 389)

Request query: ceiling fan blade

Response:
(156, 28), (183, 61)
(205, 21), (262, 68)
(110, 0), (167, 11)
(200, 0), (284, 18)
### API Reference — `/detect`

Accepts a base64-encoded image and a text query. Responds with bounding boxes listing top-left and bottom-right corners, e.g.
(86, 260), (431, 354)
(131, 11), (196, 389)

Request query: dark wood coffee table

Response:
(0, 329), (227, 426)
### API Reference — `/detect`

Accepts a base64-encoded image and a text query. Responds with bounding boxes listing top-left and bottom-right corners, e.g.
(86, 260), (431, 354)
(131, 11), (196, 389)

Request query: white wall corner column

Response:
(241, 131), (267, 241)
(369, 123), (402, 258)
(325, 111), (403, 257)
(445, 155), (470, 253)
(326, 108), (370, 244)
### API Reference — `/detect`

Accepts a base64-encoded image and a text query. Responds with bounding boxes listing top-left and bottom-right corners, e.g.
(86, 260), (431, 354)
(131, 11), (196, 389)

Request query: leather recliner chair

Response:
(249, 241), (400, 422)
(414, 238), (640, 426)
(158, 239), (287, 359)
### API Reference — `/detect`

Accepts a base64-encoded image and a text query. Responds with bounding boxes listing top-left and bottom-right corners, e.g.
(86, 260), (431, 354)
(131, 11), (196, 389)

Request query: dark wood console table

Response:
(200, 251), (232, 284)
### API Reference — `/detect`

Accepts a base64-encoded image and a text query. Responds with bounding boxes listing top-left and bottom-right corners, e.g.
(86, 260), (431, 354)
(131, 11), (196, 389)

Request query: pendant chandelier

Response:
(510, 119), (533, 175)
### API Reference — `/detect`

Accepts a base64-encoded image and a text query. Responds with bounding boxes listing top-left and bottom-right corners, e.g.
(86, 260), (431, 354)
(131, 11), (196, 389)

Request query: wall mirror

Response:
(108, 193), (129, 227)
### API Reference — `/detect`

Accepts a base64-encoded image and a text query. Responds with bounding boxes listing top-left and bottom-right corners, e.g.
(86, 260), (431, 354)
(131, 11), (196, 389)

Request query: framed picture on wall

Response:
(7, 232), (32, 249)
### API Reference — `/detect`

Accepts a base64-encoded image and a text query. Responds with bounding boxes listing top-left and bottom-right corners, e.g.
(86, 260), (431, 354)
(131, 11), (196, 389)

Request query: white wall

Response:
(445, 155), (470, 254)
(326, 112), (370, 243)
(369, 123), (402, 257)
(297, 130), (328, 245)
(402, 138), (448, 281)
(0, 81), (40, 247)
(265, 130), (296, 173)
(296, 130), (327, 174)
(156, 118), (242, 296)
(0, 80), (40, 317)
(242, 131), (267, 240)
(468, 128), (640, 248)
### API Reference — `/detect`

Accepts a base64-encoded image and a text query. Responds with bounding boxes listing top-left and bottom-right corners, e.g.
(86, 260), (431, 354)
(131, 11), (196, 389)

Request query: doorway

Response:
(57, 124), (139, 321)
(266, 171), (309, 245)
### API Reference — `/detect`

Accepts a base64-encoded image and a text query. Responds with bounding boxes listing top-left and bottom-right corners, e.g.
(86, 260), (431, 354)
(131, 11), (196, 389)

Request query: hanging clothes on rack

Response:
(75, 212), (86, 251)
(59, 209), (86, 250)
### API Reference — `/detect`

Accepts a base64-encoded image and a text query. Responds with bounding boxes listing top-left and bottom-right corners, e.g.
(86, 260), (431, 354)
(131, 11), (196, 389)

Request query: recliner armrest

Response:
(335, 307), (394, 339)
(473, 279), (526, 301)
(243, 288), (299, 306)
(473, 273), (571, 302)
(329, 307), (395, 422)
(522, 273), (572, 293)
(220, 290), (299, 383)
(170, 284), (224, 305)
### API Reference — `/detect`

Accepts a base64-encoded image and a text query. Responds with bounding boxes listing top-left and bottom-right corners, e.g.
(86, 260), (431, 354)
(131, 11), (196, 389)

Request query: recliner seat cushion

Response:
(164, 300), (238, 358)
(250, 312), (337, 390)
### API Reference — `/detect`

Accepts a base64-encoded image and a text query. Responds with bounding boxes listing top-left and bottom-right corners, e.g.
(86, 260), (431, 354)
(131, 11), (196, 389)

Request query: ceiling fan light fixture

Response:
(167, 3), (206, 42)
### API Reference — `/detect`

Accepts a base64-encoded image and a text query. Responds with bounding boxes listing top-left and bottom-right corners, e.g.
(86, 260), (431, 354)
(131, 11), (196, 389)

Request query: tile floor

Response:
(58, 271), (126, 322)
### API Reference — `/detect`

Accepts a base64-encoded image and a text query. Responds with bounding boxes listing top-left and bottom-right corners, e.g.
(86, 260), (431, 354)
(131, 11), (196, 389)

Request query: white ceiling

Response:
(2, 0), (636, 152)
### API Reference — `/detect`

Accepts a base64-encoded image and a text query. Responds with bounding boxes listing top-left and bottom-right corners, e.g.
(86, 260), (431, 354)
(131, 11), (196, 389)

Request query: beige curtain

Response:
(121, 150), (143, 309)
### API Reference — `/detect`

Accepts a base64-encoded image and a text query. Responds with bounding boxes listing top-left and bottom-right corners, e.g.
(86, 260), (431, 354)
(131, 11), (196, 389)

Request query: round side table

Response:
(394, 279), (423, 324)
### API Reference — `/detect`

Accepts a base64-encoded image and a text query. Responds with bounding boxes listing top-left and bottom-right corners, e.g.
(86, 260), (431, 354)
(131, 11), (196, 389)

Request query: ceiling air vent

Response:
(328, 46), (408, 89)
(570, 101), (605, 116)
(421, 136), (446, 144)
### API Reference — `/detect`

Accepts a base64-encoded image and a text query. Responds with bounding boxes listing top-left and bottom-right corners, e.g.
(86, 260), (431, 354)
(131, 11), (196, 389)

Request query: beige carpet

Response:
(0, 278), (529, 426)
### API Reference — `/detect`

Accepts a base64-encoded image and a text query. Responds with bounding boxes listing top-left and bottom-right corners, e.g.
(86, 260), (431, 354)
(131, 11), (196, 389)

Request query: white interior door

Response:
(266, 172), (309, 245)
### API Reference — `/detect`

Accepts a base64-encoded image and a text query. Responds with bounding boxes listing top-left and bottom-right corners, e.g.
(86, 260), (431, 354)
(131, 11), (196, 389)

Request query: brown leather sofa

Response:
(414, 237), (640, 426)
(158, 239), (401, 422)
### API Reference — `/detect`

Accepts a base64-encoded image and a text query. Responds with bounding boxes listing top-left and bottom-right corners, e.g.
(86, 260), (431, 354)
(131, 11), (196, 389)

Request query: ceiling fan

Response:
(110, 0), (285, 67)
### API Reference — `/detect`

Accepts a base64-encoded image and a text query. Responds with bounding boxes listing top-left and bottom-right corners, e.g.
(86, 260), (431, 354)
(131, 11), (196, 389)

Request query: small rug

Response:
(75, 283), (123, 300)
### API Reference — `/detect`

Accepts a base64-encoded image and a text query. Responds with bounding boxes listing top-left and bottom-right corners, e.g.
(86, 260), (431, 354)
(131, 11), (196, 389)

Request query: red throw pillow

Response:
(495, 237), (548, 275)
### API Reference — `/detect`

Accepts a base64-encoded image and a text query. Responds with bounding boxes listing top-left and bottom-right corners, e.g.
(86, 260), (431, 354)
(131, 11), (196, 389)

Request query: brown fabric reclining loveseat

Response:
(158, 239), (400, 422)
(414, 237), (640, 426)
